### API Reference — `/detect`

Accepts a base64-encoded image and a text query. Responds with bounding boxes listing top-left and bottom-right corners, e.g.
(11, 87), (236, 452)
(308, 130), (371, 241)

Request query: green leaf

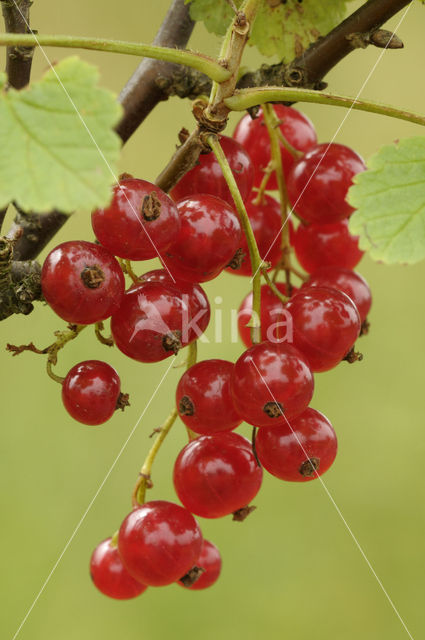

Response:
(348, 138), (425, 265)
(186, 0), (348, 59)
(185, 0), (235, 36)
(0, 57), (122, 214)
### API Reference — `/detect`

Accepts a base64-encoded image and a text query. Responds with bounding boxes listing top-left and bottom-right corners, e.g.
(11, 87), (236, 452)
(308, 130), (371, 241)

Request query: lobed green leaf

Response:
(186, 0), (348, 59)
(348, 138), (425, 265)
(0, 57), (122, 214)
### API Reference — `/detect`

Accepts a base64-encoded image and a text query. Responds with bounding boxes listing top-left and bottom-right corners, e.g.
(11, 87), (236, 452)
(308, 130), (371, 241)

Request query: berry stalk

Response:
(207, 133), (262, 343)
(0, 33), (231, 83)
(225, 87), (425, 127)
(132, 341), (198, 507)
(262, 104), (292, 285)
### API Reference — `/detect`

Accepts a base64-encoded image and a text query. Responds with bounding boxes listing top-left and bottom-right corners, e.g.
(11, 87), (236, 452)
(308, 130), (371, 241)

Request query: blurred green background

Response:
(1, 1), (425, 639)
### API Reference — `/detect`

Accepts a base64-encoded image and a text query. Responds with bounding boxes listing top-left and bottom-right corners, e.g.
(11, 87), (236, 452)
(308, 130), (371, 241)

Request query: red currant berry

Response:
(173, 432), (263, 518)
(62, 360), (121, 425)
(92, 178), (180, 260)
(231, 342), (314, 427)
(179, 540), (222, 590)
(293, 220), (363, 273)
(303, 267), (372, 323)
(226, 194), (285, 276)
(162, 195), (242, 283)
(140, 269), (210, 342)
(111, 280), (189, 362)
(176, 360), (242, 435)
(41, 241), (125, 325)
(90, 538), (147, 600)
(118, 501), (203, 586)
(255, 408), (337, 482)
(233, 105), (317, 190)
(170, 136), (254, 207)
(287, 143), (366, 224)
(286, 287), (361, 372)
(238, 283), (298, 348)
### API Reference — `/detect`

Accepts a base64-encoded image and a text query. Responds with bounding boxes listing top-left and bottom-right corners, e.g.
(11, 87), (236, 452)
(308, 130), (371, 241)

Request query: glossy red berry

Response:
(231, 342), (314, 428)
(286, 287), (361, 372)
(255, 408), (337, 482)
(179, 540), (222, 590)
(233, 105), (317, 190)
(111, 280), (189, 362)
(303, 267), (372, 323)
(226, 194), (284, 277)
(162, 195), (242, 283)
(118, 501), (203, 587)
(140, 269), (210, 342)
(41, 241), (125, 324)
(238, 283), (298, 348)
(293, 220), (364, 273)
(173, 432), (263, 518)
(90, 538), (147, 600)
(287, 143), (366, 224)
(62, 360), (121, 425)
(176, 360), (242, 435)
(170, 136), (254, 207)
(92, 178), (180, 260)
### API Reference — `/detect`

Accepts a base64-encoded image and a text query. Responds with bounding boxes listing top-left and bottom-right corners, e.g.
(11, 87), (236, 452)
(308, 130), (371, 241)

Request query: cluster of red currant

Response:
(37, 104), (371, 599)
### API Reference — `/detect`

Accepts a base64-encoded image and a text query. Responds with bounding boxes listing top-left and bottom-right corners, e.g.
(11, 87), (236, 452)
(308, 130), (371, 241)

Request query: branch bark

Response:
(0, 0), (414, 322)
(288, 0), (411, 87)
(1, 0), (33, 89)
(116, 0), (195, 143)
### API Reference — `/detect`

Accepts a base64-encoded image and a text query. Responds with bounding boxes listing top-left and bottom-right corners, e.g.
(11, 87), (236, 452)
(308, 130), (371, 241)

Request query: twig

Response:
(1, 0), (33, 89)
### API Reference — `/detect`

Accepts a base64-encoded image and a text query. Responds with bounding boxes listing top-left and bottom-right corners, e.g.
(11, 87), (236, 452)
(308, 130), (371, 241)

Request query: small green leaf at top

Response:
(0, 57), (122, 214)
(185, 0), (348, 59)
(348, 138), (425, 265)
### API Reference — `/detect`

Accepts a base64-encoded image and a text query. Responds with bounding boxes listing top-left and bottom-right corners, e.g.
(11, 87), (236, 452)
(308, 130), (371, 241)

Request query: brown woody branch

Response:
(116, 0), (195, 143)
(1, 0), (33, 89)
(0, 0), (413, 322)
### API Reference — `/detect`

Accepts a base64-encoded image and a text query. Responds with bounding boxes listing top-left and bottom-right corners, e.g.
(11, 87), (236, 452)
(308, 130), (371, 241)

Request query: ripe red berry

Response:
(140, 269), (210, 342)
(293, 220), (364, 273)
(92, 178), (181, 260)
(62, 360), (121, 425)
(118, 501), (203, 587)
(285, 287), (361, 372)
(287, 143), (366, 224)
(231, 342), (314, 428)
(255, 408), (337, 482)
(90, 538), (147, 600)
(170, 136), (254, 207)
(233, 105), (317, 190)
(303, 267), (372, 323)
(238, 283), (297, 348)
(226, 194), (284, 277)
(162, 195), (242, 283)
(176, 360), (242, 435)
(179, 540), (222, 590)
(173, 432), (263, 518)
(111, 280), (189, 362)
(41, 241), (125, 324)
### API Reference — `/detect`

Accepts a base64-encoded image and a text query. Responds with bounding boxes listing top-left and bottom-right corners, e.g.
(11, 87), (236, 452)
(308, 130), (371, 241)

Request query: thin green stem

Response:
(133, 408), (179, 507)
(207, 133), (262, 344)
(0, 33), (231, 83)
(225, 87), (425, 127)
(263, 104), (292, 282)
(276, 129), (303, 161)
(261, 268), (289, 305)
(132, 342), (198, 507)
